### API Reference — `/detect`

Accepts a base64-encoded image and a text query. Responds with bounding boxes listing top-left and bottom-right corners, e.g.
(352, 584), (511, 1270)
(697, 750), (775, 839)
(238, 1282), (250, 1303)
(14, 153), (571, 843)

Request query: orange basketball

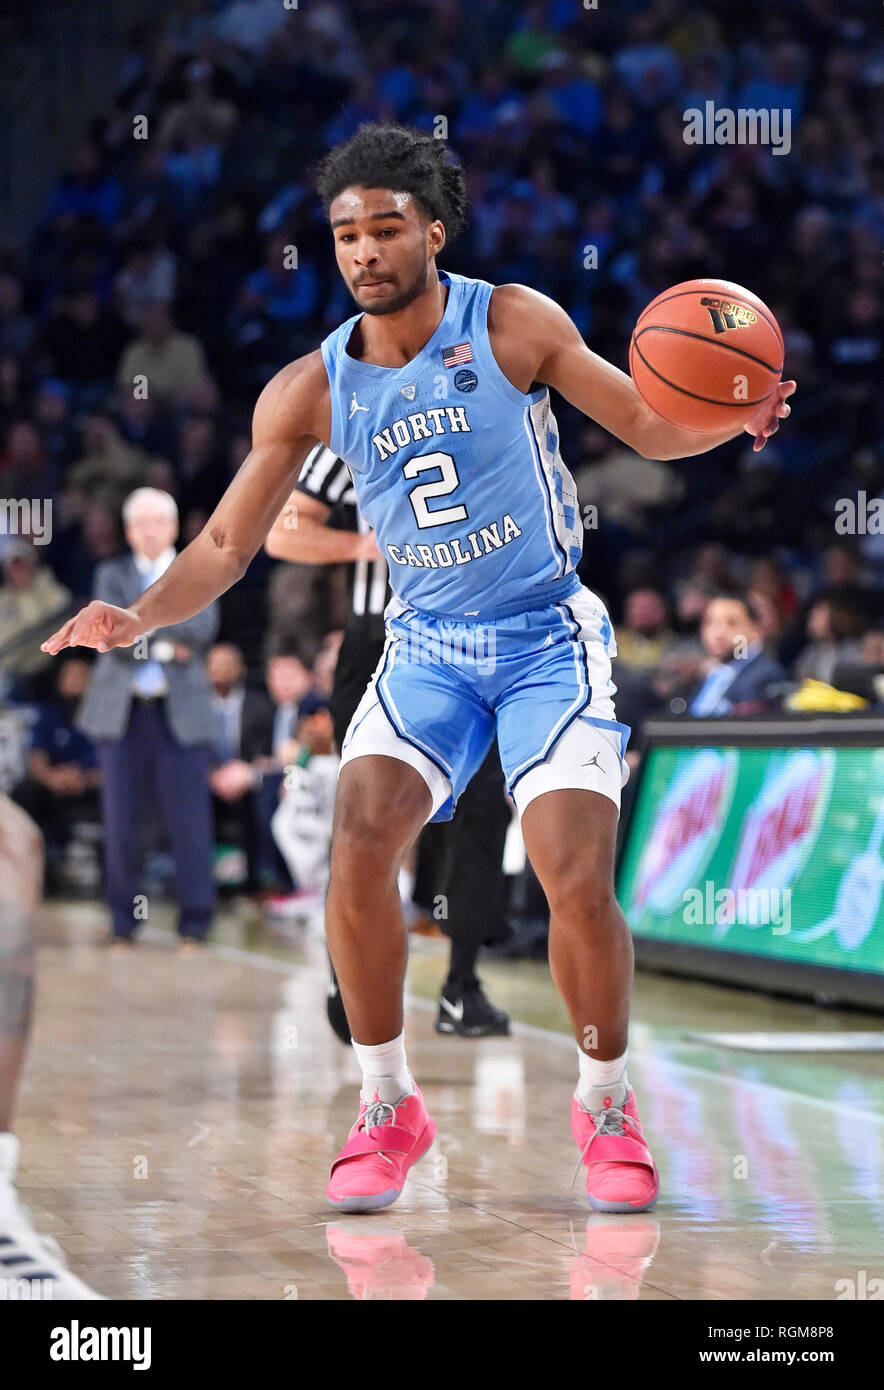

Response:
(629, 278), (784, 433)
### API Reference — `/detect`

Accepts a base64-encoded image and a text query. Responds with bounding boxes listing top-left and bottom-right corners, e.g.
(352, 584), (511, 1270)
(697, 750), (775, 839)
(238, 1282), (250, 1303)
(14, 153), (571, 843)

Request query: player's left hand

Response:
(745, 380), (796, 452)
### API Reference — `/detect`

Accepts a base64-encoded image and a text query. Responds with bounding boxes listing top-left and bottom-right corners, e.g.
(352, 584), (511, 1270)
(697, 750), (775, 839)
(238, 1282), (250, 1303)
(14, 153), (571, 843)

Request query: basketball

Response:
(629, 278), (784, 433)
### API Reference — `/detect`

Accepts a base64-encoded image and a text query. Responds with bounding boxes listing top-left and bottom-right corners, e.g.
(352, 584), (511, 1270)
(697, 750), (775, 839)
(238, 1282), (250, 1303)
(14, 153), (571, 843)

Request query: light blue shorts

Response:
(339, 579), (631, 823)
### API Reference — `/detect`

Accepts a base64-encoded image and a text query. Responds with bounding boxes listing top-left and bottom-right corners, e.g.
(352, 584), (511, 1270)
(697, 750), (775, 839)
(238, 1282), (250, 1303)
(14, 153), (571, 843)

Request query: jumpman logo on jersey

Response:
(349, 392), (370, 419)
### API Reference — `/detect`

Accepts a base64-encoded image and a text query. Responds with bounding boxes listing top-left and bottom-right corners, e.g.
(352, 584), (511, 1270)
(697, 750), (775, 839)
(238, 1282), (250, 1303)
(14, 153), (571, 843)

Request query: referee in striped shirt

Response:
(267, 443), (511, 1039)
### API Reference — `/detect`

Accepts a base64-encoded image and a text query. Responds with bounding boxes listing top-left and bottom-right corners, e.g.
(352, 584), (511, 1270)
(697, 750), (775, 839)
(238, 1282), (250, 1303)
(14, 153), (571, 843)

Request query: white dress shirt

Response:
(131, 546), (177, 698)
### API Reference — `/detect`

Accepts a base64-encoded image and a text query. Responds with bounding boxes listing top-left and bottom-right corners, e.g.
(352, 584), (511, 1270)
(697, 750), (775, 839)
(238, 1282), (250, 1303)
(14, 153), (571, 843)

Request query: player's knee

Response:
(334, 762), (429, 859)
(331, 810), (387, 879)
(548, 867), (616, 927)
(331, 789), (417, 883)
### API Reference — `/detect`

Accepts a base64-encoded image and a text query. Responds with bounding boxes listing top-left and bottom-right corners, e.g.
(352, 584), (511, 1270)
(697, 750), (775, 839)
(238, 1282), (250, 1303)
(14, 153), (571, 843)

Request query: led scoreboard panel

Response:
(616, 717), (884, 1008)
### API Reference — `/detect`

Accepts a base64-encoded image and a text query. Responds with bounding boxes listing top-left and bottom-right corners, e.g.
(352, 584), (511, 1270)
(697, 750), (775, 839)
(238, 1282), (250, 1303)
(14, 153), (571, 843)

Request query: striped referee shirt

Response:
(295, 443), (390, 619)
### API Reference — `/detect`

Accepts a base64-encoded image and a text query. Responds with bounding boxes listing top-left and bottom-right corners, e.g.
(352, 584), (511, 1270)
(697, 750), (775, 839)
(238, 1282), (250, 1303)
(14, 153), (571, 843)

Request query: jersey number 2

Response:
(403, 451), (467, 529)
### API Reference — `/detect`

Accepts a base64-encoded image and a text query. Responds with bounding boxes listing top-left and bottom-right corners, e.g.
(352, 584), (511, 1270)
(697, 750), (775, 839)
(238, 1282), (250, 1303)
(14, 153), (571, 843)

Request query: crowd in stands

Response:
(0, 0), (882, 903)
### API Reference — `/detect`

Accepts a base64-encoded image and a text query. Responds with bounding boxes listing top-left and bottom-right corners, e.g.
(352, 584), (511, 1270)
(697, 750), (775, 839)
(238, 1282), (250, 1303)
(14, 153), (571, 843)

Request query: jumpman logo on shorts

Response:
(582, 751), (604, 770)
(349, 392), (370, 419)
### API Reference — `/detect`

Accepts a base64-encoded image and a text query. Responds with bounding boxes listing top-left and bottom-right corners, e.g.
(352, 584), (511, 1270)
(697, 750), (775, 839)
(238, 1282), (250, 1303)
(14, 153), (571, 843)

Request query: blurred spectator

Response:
(30, 379), (76, 471)
(504, 3), (563, 75)
(175, 414), (228, 515)
(615, 588), (674, 670)
(113, 239), (177, 330)
(543, 53), (603, 138)
(236, 233), (321, 326)
(687, 592), (786, 716)
(794, 593), (867, 685)
(831, 627), (884, 707)
(745, 585), (786, 649)
(736, 41), (810, 124)
(64, 415), (147, 514)
(43, 141), (121, 227)
(218, 641), (322, 898)
(687, 543), (734, 594)
(207, 641), (277, 891)
(816, 542), (870, 602)
(208, 642), (274, 782)
(826, 288), (882, 434)
(573, 435), (684, 537)
(213, 0), (290, 54)
(613, 11), (682, 109)
(0, 274), (35, 357)
(10, 656), (101, 885)
(0, 540), (71, 694)
(266, 645), (318, 762)
(156, 60), (239, 151)
(0, 420), (60, 505)
(748, 557), (798, 622)
(115, 391), (176, 458)
(271, 695), (339, 913)
(116, 302), (209, 405)
(35, 289), (129, 393)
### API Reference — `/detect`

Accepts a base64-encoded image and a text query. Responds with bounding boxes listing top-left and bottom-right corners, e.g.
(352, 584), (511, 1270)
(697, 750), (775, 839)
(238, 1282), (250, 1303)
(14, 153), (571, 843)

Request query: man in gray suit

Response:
(77, 488), (219, 946)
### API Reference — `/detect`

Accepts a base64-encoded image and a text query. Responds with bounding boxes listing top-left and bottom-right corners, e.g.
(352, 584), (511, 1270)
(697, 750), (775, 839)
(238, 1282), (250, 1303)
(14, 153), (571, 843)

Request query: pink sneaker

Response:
(326, 1087), (436, 1212)
(571, 1090), (659, 1213)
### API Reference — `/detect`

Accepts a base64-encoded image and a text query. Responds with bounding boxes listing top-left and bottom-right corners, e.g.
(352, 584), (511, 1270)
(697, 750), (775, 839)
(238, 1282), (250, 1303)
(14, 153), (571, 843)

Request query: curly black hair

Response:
(315, 123), (468, 243)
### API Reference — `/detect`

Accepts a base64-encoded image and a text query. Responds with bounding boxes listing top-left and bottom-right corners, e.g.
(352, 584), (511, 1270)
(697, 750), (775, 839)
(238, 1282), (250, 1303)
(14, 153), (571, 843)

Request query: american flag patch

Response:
(441, 341), (473, 367)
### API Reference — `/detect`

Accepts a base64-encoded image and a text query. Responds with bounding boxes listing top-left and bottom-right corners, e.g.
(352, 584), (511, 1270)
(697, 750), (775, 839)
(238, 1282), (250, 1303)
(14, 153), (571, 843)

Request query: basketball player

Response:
(0, 794), (101, 1295)
(265, 443), (511, 1041)
(42, 125), (794, 1213)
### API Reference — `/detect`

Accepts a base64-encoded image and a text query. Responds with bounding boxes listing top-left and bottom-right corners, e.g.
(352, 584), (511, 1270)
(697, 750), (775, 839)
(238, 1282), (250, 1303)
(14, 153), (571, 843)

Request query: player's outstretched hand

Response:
(41, 601), (143, 656)
(745, 379), (796, 452)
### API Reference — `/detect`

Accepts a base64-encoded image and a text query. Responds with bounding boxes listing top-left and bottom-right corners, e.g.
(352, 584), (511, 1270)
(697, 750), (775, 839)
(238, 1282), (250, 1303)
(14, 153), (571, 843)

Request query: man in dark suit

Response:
(207, 641), (277, 891)
(76, 487), (219, 946)
(689, 591), (786, 716)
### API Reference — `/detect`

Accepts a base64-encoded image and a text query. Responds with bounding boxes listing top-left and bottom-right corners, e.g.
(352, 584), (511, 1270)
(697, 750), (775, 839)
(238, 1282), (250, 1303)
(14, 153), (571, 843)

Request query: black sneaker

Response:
(326, 961), (352, 1045)
(436, 977), (510, 1037)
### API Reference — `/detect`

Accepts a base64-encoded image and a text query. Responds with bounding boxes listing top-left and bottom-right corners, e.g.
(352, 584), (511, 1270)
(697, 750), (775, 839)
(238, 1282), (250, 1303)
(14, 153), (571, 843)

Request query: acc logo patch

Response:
(454, 369), (478, 393)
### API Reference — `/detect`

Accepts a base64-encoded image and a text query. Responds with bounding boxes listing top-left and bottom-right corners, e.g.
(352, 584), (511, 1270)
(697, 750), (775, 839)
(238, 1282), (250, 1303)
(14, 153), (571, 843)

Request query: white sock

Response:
(352, 1032), (414, 1103)
(575, 1046), (629, 1113)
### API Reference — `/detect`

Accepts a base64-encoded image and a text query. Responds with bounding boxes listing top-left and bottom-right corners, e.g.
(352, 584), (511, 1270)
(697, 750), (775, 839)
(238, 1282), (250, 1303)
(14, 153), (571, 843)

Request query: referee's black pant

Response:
(330, 616), (511, 984)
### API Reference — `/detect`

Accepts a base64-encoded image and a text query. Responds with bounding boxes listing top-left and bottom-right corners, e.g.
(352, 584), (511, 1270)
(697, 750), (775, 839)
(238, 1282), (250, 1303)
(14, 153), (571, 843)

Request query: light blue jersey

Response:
(320, 270), (584, 620)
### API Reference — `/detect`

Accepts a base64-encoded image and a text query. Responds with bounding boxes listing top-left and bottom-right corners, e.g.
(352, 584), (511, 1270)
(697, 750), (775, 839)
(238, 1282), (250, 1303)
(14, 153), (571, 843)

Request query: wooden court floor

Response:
(12, 900), (884, 1300)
